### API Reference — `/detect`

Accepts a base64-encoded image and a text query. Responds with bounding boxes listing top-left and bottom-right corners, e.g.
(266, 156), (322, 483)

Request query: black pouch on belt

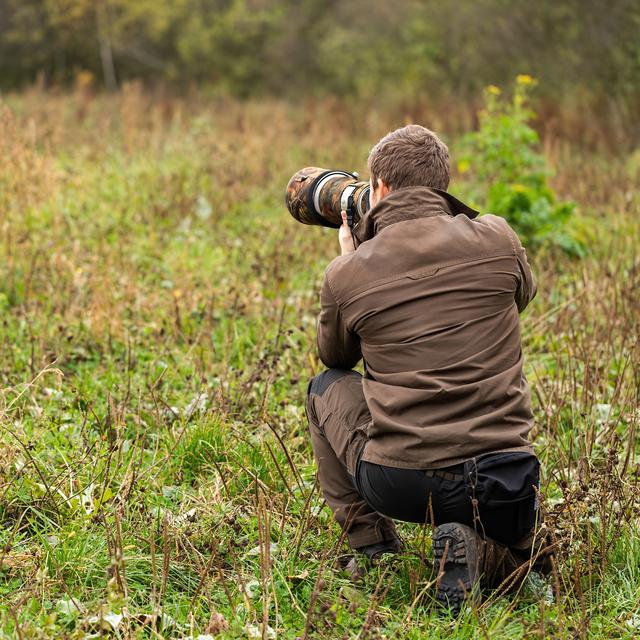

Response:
(464, 451), (540, 545)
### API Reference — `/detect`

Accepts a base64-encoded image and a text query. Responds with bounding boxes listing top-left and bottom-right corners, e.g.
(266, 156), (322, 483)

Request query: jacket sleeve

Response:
(316, 275), (362, 369)
(508, 226), (537, 313)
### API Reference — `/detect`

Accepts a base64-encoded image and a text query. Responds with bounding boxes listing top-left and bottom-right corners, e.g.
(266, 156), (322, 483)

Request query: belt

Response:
(424, 467), (465, 482)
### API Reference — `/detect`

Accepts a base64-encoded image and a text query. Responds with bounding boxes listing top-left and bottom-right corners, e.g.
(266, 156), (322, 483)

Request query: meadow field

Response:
(0, 86), (638, 638)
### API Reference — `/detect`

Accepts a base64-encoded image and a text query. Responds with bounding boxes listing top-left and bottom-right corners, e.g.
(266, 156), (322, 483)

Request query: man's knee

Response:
(307, 368), (358, 399)
(306, 369), (365, 436)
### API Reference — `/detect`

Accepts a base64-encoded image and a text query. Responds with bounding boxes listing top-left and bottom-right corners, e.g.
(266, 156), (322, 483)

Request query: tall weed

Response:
(457, 76), (584, 255)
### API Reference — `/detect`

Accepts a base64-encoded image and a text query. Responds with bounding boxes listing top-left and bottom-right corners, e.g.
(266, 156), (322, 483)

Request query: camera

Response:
(285, 167), (371, 228)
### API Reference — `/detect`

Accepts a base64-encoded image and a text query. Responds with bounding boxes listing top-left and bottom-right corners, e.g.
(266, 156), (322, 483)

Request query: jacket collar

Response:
(352, 186), (478, 246)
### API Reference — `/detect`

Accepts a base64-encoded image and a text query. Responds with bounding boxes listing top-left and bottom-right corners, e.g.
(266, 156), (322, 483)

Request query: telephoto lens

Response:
(285, 167), (371, 228)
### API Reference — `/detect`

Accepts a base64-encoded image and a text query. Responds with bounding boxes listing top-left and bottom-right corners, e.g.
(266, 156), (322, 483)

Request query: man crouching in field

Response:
(305, 125), (553, 613)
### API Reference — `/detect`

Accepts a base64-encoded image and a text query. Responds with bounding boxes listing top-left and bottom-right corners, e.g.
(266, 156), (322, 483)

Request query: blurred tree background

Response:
(1, 3), (640, 638)
(1, 0), (638, 105)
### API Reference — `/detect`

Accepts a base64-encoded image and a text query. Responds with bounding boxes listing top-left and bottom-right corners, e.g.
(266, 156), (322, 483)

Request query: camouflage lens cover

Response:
(285, 167), (370, 228)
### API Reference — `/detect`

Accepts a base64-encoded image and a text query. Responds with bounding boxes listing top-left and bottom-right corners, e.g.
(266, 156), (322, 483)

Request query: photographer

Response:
(304, 125), (552, 612)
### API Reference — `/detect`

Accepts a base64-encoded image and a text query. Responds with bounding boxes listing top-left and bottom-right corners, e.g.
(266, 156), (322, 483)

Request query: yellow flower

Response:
(457, 159), (470, 174)
(516, 74), (536, 86)
(486, 85), (501, 95)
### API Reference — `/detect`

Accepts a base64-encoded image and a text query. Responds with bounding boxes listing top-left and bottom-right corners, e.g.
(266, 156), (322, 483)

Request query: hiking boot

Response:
(432, 522), (483, 614)
(482, 525), (557, 594)
(510, 524), (555, 577)
(340, 555), (367, 582)
(339, 537), (403, 582)
(361, 537), (403, 562)
(481, 535), (530, 594)
(433, 522), (554, 613)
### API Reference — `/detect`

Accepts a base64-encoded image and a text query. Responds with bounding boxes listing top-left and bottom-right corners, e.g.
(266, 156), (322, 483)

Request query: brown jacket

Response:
(317, 186), (536, 469)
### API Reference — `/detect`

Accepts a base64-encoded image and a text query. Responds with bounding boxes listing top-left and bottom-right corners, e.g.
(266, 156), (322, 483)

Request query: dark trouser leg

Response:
(306, 369), (398, 550)
(356, 453), (542, 546)
(356, 454), (552, 594)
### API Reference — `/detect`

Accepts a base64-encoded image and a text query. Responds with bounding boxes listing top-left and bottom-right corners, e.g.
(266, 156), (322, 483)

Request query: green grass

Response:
(0, 91), (638, 638)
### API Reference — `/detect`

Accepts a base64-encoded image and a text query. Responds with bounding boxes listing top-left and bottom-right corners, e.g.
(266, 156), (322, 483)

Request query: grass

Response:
(0, 87), (638, 639)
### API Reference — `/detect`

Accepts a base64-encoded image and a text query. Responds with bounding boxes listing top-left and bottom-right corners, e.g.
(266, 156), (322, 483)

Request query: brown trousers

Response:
(306, 368), (399, 549)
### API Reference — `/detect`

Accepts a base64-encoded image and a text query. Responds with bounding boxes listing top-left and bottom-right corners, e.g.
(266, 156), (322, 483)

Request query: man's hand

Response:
(339, 210), (356, 255)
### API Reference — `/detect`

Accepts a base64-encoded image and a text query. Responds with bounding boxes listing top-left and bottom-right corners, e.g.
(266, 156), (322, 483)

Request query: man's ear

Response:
(377, 178), (391, 200)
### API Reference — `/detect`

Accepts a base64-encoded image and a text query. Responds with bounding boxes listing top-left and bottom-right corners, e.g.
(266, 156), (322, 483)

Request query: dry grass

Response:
(0, 86), (638, 638)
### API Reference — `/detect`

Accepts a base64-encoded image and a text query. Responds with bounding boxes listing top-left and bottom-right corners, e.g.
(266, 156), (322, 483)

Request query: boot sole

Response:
(432, 523), (481, 614)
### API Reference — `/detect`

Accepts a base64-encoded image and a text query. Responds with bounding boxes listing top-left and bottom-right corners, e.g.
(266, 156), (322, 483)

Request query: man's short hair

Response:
(367, 124), (450, 191)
